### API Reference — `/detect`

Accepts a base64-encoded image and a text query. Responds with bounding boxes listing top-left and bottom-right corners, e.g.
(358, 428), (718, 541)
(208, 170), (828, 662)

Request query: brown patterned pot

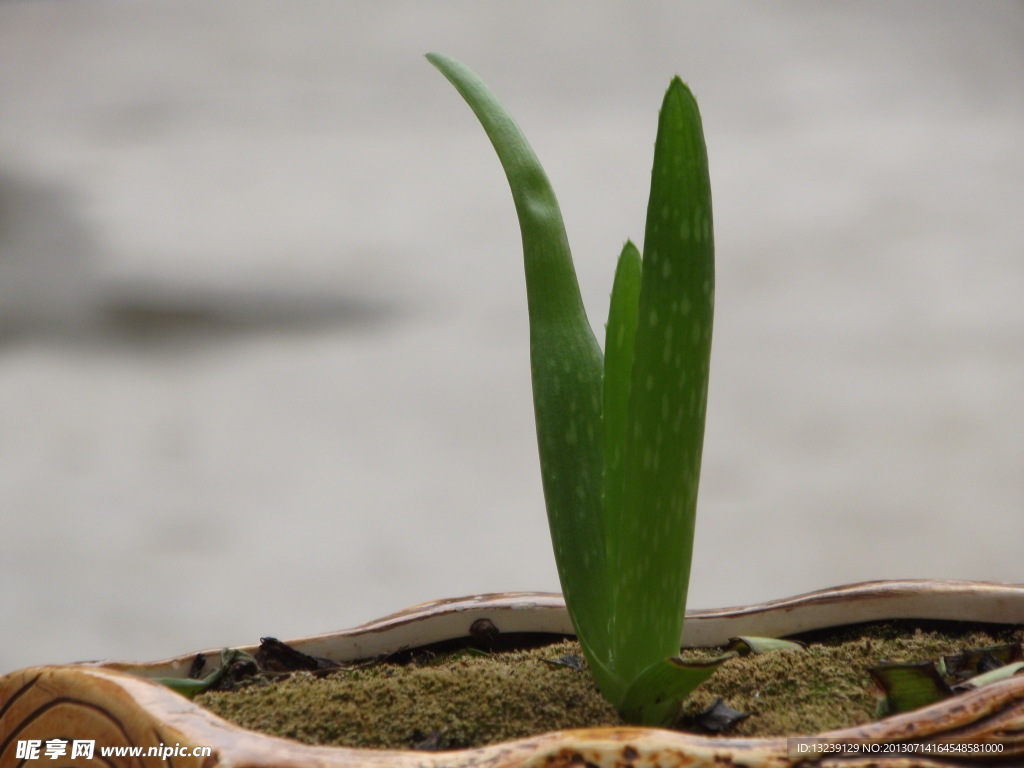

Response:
(3, 580), (1023, 767)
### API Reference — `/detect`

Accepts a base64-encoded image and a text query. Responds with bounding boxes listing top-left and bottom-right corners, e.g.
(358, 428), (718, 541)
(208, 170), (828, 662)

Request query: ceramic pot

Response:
(3, 580), (1023, 767)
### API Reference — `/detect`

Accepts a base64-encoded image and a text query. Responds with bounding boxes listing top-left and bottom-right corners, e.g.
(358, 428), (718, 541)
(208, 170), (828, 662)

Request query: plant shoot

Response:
(428, 53), (722, 726)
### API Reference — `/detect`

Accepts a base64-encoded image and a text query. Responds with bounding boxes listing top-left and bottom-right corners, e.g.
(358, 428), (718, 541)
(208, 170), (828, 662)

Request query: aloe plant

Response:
(428, 53), (723, 726)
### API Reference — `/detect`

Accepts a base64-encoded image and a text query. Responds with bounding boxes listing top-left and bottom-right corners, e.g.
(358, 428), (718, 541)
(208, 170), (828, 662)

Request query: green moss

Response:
(195, 622), (1022, 750)
(679, 621), (1023, 736)
(197, 641), (618, 749)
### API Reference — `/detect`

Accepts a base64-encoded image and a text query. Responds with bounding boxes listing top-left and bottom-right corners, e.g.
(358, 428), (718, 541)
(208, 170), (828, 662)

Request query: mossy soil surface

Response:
(194, 621), (1023, 751)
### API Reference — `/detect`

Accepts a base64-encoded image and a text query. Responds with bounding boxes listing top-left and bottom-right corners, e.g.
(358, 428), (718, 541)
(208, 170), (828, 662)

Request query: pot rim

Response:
(96, 578), (1024, 679)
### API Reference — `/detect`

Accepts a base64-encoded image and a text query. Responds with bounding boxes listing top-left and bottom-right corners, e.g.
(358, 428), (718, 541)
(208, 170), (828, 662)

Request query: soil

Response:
(193, 620), (1023, 751)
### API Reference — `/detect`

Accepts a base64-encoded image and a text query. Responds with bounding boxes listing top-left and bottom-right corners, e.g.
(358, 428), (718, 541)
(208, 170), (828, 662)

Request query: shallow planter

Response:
(3, 579), (1024, 767)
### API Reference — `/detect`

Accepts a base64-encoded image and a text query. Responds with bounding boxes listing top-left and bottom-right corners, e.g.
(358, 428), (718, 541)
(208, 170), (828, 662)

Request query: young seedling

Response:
(427, 53), (726, 726)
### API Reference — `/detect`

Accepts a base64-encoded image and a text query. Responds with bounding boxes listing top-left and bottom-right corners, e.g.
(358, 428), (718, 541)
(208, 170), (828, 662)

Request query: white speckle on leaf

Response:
(565, 423), (578, 445)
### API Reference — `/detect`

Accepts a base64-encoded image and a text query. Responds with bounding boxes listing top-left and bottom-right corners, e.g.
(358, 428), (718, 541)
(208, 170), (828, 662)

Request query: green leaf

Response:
(608, 77), (715, 697)
(618, 653), (732, 727)
(953, 660), (1024, 692)
(726, 636), (807, 655)
(153, 675), (219, 698)
(155, 648), (251, 699)
(603, 243), (643, 515)
(868, 662), (952, 715)
(601, 241), (642, 684)
(426, 53), (610, 680)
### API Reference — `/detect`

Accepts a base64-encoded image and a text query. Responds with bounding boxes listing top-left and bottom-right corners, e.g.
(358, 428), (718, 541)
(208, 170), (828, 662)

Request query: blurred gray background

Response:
(1, 1), (1021, 673)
